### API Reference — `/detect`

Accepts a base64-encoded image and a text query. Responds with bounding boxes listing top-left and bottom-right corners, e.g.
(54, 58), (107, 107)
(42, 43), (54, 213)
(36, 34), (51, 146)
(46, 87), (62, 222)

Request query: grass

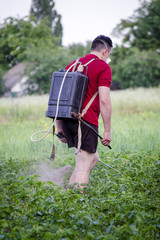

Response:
(0, 88), (160, 239)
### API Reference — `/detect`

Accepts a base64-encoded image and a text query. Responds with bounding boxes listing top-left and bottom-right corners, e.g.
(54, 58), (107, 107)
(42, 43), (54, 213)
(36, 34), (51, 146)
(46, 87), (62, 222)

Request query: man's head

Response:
(91, 35), (113, 62)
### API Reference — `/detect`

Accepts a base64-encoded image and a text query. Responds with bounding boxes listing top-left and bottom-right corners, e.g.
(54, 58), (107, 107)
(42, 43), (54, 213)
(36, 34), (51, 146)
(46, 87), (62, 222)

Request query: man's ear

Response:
(102, 49), (107, 56)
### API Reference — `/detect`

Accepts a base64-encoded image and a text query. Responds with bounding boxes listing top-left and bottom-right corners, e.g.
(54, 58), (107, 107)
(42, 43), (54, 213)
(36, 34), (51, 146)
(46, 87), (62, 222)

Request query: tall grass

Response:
(111, 87), (160, 113)
(0, 87), (160, 123)
(0, 88), (159, 161)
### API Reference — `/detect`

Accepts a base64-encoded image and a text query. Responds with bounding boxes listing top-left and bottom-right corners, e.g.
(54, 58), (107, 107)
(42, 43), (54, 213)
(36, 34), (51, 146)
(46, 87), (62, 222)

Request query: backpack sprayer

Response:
(31, 59), (120, 174)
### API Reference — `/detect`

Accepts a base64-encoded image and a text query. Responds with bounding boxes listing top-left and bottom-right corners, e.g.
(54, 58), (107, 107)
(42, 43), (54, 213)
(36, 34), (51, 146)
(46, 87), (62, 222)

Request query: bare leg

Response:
(69, 168), (76, 185)
(69, 149), (98, 187)
(89, 151), (98, 172)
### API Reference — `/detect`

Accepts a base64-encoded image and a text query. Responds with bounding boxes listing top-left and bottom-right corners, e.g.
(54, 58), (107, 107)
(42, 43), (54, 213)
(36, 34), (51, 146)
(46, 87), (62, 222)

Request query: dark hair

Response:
(91, 35), (113, 52)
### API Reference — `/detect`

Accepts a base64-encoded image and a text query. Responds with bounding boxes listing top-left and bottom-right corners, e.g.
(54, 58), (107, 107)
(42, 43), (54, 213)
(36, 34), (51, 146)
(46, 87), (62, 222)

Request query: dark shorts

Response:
(61, 119), (98, 153)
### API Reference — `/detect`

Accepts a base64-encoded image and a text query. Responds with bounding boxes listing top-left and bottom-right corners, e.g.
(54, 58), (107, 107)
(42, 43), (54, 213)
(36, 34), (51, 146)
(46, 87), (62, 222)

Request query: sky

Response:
(0, 0), (141, 47)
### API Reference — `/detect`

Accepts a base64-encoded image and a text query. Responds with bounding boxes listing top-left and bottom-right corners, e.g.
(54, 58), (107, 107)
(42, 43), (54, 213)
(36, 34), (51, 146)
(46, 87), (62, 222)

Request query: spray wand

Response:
(71, 112), (120, 174)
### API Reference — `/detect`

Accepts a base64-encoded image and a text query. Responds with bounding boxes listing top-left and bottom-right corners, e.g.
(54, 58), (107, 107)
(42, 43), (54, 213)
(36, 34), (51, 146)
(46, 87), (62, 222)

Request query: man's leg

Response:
(69, 149), (98, 187)
(69, 168), (76, 185)
(89, 151), (98, 172)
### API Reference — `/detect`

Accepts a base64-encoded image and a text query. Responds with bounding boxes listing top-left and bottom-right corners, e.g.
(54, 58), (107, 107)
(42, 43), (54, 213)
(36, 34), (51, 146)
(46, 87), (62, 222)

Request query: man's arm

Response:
(98, 86), (112, 146)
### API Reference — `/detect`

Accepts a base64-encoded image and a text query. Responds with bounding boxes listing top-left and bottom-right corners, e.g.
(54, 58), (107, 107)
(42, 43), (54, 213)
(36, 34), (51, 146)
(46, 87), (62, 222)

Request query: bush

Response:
(111, 47), (160, 89)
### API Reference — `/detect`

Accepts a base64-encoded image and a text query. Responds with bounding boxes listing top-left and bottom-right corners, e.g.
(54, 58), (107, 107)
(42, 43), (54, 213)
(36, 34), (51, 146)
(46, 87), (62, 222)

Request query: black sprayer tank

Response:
(46, 69), (88, 119)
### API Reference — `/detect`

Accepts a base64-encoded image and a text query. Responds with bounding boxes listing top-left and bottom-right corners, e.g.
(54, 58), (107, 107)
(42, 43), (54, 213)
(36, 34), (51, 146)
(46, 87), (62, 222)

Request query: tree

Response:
(25, 44), (68, 93)
(68, 41), (91, 58)
(0, 15), (64, 94)
(112, 0), (160, 50)
(30, 0), (63, 40)
(111, 47), (160, 89)
(0, 17), (60, 70)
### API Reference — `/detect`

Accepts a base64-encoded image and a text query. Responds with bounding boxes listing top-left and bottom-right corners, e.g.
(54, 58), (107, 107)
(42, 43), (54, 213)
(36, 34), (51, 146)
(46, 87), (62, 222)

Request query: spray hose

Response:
(31, 61), (79, 142)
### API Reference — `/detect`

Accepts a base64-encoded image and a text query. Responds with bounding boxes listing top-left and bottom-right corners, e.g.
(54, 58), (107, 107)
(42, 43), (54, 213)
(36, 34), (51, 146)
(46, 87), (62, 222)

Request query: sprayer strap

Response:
(83, 58), (96, 67)
(72, 58), (96, 73)
(80, 91), (98, 118)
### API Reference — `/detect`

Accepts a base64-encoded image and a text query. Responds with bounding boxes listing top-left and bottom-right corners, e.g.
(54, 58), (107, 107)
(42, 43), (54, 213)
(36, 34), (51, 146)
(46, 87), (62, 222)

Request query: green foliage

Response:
(0, 17), (61, 70)
(0, 14), (64, 94)
(0, 0), (63, 72)
(0, 88), (160, 239)
(0, 153), (160, 239)
(110, 0), (160, 89)
(0, 17), (23, 68)
(112, 0), (160, 50)
(111, 46), (160, 89)
(68, 41), (91, 58)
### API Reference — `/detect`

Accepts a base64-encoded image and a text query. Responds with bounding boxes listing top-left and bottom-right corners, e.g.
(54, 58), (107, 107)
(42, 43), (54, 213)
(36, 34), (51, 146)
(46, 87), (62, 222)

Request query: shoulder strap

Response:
(80, 91), (98, 118)
(72, 58), (96, 73)
(77, 58), (96, 72)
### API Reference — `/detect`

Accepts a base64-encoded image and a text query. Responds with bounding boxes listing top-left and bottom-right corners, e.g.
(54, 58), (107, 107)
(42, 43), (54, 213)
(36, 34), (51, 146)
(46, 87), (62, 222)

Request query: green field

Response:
(0, 88), (160, 239)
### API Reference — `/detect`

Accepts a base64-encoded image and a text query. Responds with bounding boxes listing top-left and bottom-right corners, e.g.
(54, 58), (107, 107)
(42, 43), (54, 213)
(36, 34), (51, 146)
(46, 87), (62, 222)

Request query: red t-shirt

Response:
(66, 54), (112, 126)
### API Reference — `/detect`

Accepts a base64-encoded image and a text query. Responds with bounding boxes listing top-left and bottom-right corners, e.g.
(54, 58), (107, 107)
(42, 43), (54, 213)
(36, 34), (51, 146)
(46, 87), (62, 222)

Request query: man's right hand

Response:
(56, 132), (67, 143)
(56, 120), (67, 143)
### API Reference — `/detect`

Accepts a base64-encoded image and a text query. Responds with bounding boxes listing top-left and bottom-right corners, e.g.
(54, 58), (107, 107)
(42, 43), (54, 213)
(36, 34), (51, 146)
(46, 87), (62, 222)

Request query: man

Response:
(56, 35), (112, 188)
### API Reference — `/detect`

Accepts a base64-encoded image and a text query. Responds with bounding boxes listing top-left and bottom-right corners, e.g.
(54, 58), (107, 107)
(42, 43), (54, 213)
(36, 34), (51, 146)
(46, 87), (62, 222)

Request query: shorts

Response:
(61, 118), (98, 153)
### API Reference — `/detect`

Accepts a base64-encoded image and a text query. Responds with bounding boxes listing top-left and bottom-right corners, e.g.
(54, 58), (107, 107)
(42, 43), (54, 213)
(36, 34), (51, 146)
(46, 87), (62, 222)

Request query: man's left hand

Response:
(101, 131), (111, 146)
